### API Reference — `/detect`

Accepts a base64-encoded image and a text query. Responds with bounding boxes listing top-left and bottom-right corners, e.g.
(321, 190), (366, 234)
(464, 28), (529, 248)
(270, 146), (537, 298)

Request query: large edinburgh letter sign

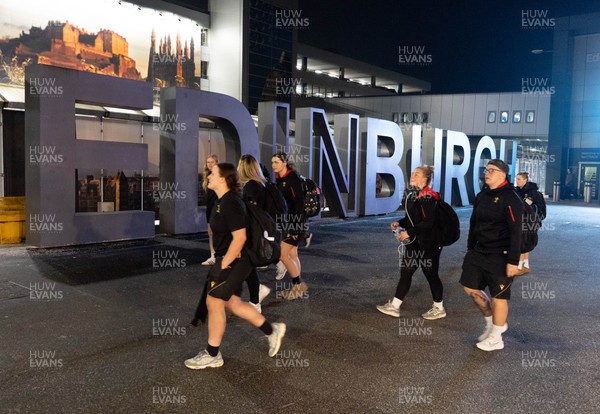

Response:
(158, 87), (258, 234)
(25, 66), (517, 247)
(25, 65), (154, 247)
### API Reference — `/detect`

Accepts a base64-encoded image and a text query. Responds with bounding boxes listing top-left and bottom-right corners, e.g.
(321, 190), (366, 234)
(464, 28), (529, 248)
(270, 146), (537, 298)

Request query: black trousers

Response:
(246, 268), (260, 304)
(395, 245), (443, 303)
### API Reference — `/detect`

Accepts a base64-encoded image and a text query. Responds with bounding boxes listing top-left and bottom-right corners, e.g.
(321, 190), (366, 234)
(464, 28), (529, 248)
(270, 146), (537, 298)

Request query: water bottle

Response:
(393, 227), (411, 245)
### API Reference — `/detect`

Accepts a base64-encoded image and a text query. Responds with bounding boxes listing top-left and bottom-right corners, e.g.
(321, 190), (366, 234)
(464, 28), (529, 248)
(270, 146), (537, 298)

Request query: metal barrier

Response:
(552, 181), (561, 202)
(584, 182), (593, 203)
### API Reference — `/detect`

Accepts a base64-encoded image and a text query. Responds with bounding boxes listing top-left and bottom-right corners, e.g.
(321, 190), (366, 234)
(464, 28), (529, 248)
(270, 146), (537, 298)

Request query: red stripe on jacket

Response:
(508, 205), (515, 222)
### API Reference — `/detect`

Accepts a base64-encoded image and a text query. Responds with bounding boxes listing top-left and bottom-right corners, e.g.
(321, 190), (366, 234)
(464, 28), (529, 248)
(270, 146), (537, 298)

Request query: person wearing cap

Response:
(460, 159), (523, 351)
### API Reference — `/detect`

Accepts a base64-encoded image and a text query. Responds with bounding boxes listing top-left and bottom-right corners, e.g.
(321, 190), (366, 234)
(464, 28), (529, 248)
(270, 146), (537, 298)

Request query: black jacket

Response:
(276, 169), (305, 233)
(398, 186), (440, 251)
(516, 181), (546, 220)
(468, 181), (523, 265)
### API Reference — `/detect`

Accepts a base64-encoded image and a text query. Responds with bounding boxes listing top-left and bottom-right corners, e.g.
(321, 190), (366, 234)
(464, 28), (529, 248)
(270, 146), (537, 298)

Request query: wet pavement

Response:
(1, 202), (599, 413)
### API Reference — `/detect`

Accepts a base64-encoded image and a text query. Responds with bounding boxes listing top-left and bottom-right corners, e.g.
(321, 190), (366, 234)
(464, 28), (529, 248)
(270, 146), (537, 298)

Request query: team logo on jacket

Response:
(493, 197), (500, 203)
(499, 284), (505, 290)
(210, 281), (216, 288)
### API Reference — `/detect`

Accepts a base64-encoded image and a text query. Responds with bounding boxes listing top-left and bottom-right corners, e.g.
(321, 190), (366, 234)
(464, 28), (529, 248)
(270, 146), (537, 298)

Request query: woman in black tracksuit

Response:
(271, 152), (308, 301)
(376, 166), (446, 320)
(515, 171), (546, 275)
(184, 162), (285, 370)
(238, 154), (271, 312)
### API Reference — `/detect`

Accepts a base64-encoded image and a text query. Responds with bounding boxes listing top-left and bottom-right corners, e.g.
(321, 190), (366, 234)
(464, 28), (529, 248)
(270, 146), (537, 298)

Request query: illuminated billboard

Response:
(0, 0), (203, 90)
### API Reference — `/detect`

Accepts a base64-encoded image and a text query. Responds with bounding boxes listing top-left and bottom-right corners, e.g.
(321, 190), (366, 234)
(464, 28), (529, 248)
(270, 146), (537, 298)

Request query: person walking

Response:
(271, 152), (308, 300)
(515, 171), (546, 275)
(460, 159), (523, 351)
(201, 155), (219, 266)
(376, 166), (447, 320)
(184, 163), (285, 369)
(238, 154), (272, 312)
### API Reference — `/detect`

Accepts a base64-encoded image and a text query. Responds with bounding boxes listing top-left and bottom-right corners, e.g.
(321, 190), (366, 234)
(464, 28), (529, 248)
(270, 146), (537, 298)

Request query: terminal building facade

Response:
(547, 12), (600, 201)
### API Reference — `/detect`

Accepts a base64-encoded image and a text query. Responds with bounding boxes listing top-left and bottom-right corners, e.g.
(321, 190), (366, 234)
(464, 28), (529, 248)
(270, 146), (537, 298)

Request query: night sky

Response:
(298, 0), (600, 93)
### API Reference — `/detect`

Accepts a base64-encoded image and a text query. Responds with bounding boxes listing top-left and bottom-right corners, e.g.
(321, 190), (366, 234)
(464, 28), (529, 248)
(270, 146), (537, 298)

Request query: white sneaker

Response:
(258, 284), (271, 303)
(275, 261), (287, 280)
(476, 335), (504, 351)
(478, 322), (507, 342)
(376, 301), (400, 318)
(267, 322), (286, 357)
(422, 306), (447, 320)
(201, 256), (216, 266)
(304, 232), (313, 248)
(250, 302), (262, 314)
(478, 324), (493, 342)
(184, 350), (224, 369)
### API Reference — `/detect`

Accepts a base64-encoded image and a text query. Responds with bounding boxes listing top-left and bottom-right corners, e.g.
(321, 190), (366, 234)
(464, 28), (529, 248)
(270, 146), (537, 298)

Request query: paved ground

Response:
(1, 202), (599, 414)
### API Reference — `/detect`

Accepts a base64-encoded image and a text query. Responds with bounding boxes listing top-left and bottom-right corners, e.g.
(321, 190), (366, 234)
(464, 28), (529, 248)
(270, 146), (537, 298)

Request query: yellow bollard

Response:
(0, 197), (26, 244)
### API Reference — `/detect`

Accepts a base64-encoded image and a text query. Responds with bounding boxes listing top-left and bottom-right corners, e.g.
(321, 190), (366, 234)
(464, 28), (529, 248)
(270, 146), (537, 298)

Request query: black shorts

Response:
(460, 250), (513, 300)
(282, 233), (302, 247)
(207, 255), (253, 301)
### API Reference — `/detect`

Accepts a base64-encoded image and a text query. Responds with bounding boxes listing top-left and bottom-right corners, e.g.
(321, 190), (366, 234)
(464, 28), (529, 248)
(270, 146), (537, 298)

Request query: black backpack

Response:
(244, 201), (282, 266)
(263, 181), (288, 221)
(436, 198), (460, 246)
(525, 190), (546, 223)
(301, 176), (321, 217)
(515, 191), (540, 253)
(536, 192), (546, 221)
